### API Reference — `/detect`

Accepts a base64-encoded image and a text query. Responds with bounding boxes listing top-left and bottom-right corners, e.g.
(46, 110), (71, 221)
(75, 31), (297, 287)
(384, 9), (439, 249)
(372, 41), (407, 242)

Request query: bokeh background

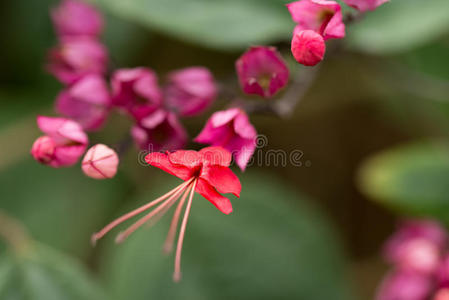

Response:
(1, 0), (449, 299)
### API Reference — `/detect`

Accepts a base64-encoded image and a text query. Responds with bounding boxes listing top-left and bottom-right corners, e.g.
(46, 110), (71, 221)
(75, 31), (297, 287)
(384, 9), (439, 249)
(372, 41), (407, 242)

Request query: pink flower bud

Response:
(435, 289), (449, 300)
(51, 0), (103, 37)
(287, 0), (345, 41)
(236, 46), (289, 98)
(82, 144), (119, 179)
(111, 67), (162, 121)
(56, 74), (111, 131)
(342, 0), (389, 12)
(291, 30), (325, 66)
(31, 136), (56, 164)
(32, 116), (88, 167)
(165, 67), (217, 117)
(131, 110), (187, 152)
(47, 37), (108, 84)
(195, 108), (257, 171)
(376, 271), (432, 300)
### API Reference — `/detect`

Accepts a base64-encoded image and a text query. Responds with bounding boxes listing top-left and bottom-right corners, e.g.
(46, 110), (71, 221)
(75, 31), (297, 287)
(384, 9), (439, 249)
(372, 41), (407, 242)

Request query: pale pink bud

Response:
(82, 144), (119, 179)
(51, 0), (103, 37)
(291, 30), (325, 66)
(31, 136), (56, 164)
(236, 46), (289, 98)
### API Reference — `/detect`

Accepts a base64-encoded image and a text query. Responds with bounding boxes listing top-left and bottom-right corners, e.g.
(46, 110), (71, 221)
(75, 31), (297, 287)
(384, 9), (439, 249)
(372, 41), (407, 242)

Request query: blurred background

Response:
(1, 0), (449, 299)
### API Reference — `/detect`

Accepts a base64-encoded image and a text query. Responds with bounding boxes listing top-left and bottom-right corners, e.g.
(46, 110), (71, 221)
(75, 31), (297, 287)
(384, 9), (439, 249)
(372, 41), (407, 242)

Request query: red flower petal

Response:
(200, 165), (241, 197)
(168, 150), (202, 168)
(196, 178), (233, 214)
(199, 146), (232, 167)
(145, 152), (191, 180)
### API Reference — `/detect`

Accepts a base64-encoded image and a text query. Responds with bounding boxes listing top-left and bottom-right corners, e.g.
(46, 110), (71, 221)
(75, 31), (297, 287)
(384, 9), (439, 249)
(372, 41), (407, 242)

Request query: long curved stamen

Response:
(163, 183), (193, 254)
(115, 182), (189, 244)
(91, 178), (194, 244)
(173, 179), (197, 282)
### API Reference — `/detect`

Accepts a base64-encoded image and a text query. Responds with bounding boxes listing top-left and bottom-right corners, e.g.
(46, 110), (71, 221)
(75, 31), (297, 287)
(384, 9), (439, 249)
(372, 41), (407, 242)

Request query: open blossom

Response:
(165, 67), (217, 117)
(92, 146), (240, 281)
(287, 0), (345, 40)
(31, 116), (88, 167)
(236, 46), (289, 98)
(56, 74), (111, 131)
(82, 144), (119, 179)
(291, 30), (326, 66)
(342, 0), (389, 12)
(47, 37), (107, 84)
(195, 108), (257, 171)
(131, 109), (187, 152)
(111, 67), (162, 120)
(51, 0), (103, 37)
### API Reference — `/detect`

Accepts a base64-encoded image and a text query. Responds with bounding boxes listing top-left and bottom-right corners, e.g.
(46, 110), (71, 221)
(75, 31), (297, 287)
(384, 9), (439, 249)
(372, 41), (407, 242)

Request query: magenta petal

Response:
(195, 178), (233, 214)
(52, 144), (87, 167)
(342, 0), (389, 12)
(376, 271), (432, 300)
(37, 116), (88, 145)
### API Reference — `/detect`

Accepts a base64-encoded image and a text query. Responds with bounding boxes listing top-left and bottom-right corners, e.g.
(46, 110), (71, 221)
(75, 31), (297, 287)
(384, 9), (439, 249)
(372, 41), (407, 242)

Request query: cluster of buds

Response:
(377, 220), (449, 300)
(286, 0), (388, 66)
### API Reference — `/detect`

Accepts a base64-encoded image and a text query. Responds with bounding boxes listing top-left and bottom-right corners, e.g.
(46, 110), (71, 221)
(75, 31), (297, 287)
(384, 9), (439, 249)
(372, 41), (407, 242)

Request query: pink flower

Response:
(384, 220), (447, 275)
(82, 144), (119, 179)
(287, 0), (345, 40)
(31, 116), (88, 167)
(111, 67), (162, 120)
(235, 46), (289, 98)
(194, 108), (257, 171)
(437, 255), (449, 288)
(342, 0), (389, 12)
(51, 0), (103, 37)
(291, 30), (326, 66)
(131, 109), (187, 152)
(92, 146), (240, 281)
(376, 271), (432, 300)
(56, 74), (111, 131)
(165, 67), (217, 117)
(47, 37), (107, 84)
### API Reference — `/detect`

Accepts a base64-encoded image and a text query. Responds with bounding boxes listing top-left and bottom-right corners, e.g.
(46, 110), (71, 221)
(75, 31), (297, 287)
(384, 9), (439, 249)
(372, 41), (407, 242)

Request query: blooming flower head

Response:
(56, 74), (111, 131)
(384, 220), (447, 274)
(82, 144), (119, 179)
(376, 271), (432, 300)
(165, 67), (217, 117)
(235, 46), (289, 98)
(31, 116), (88, 167)
(51, 0), (103, 37)
(195, 108), (257, 171)
(342, 0), (389, 12)
(131, 109), (187, 152)
(111, 67), (162, 121)
(92, 146), (240, 281)
(47, 37), (108, 84)
(287, 0), (345, 40)
(291, 29), (326, 66)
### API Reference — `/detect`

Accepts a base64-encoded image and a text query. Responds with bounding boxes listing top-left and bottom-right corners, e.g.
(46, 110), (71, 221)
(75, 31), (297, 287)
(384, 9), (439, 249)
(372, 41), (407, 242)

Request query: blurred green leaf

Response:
(101, 171), (352, 300)
(0, 244), (105, 300)
(348, 0), (449, 54)
(358, 141), (449, 222)
(93, 0), (292, 50)
(0, 159), (130, 259)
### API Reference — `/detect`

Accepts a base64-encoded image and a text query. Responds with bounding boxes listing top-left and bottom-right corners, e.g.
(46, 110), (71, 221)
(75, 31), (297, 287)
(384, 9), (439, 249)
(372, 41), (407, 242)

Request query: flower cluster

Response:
(287, 0), (388, 66)
(377, 220), (449, 300)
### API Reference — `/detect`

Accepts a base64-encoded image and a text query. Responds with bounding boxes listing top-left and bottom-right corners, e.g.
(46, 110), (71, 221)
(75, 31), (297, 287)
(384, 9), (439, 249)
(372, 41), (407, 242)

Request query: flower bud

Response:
(165, 67), (217, 117)
(235, 46), (289, 98)
(31, 136), (56, 164)
(291, 30), (325, 66)
(82, 144), (119, 179)
(51, 0), (103, 37)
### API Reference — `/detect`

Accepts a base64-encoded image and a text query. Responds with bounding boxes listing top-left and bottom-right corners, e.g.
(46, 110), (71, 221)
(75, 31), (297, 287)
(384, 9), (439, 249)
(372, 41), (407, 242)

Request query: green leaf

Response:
(358, 141), (449, 222)
(101, 171), (353, 300)
(0, 244), (106, 300)
(93, 0), (292, 50)
(0, 159), (130, 259)
(348, 0), (449, 54)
